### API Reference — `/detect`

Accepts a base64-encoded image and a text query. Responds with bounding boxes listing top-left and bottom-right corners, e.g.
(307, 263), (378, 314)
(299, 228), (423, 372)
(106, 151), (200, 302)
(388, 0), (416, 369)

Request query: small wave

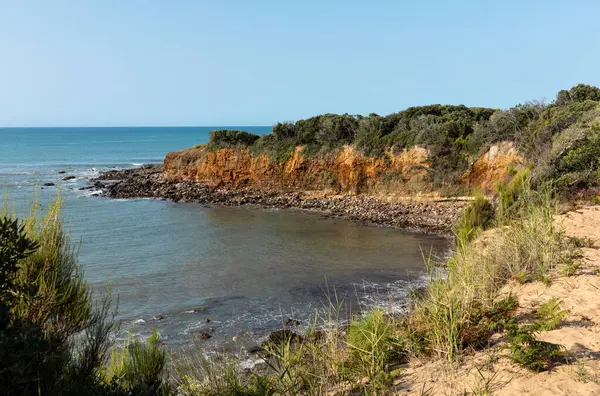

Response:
(131, 163), (144, 167)
(133, 319), (146, 325)
(351, 274), (430, 314)
(0, 171), (36, 176)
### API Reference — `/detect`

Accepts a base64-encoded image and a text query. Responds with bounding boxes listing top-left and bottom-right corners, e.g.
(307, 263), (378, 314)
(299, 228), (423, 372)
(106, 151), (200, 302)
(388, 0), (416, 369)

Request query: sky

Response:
(1, 1), (599, 127)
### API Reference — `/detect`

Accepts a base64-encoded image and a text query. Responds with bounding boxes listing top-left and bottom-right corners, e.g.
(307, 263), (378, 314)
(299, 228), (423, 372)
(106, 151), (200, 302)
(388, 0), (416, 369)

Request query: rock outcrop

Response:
(462, 142), (524, 193)
(164, 145), (429, 194)
(164, 143), (523, 195)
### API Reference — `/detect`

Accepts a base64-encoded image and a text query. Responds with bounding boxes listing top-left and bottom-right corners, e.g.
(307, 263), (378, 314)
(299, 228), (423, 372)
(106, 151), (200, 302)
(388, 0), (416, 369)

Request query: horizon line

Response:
(0, 125), (274, 129)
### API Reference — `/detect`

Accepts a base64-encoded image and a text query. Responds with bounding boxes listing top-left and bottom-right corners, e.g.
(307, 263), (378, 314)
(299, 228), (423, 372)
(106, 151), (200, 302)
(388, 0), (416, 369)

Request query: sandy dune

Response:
(395, 206), (600, 395)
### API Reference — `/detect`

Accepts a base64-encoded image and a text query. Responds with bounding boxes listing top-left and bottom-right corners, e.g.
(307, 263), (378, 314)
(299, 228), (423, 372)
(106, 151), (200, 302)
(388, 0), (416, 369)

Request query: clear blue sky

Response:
(1, 1), (598, 127)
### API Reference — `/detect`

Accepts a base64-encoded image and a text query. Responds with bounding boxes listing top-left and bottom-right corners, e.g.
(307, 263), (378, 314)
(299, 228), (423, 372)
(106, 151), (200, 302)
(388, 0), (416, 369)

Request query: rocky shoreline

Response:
(93, 164), (466, 234)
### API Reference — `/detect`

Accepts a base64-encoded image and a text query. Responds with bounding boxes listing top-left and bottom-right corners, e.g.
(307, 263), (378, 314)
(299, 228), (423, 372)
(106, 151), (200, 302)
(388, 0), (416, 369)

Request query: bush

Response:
(505, 323), (564, 372)
(206, 130), (260, 151)
(346, 310), (395, 387)
(505, 299), (567, 372)
(106, 329), (172, 395)
(536, 110), (600, 196)
(555, 84), (600, 106)
(455, 195), (495, 242)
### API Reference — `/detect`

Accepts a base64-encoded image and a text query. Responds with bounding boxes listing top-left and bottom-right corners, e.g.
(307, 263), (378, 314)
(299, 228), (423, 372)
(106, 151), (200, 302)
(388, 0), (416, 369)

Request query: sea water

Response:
(0, 127), (448, 350)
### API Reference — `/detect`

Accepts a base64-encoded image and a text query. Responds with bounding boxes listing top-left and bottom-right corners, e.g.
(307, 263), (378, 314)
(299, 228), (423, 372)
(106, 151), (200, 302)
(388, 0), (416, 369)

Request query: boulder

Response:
(263, 329), (303, 347)
(284, 318), (301, 327)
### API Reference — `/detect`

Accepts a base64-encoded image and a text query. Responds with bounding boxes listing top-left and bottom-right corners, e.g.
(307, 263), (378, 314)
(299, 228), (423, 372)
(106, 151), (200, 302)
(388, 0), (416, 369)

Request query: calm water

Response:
(0, 127), (448, 351)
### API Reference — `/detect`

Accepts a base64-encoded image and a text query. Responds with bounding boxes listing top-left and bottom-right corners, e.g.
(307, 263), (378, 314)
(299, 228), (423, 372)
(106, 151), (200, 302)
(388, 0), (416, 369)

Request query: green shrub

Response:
(505, 323), (564, 372)
(496, 169), (531, 219)
(206, 130), (261, 151)
(534, 299), (568, 331)
(505, 299), (567, 372)
(555, 84), (600, 106)
(346, 310), (396, 390)
(106, 329), (172, 395)
(455, 195), (495, 242)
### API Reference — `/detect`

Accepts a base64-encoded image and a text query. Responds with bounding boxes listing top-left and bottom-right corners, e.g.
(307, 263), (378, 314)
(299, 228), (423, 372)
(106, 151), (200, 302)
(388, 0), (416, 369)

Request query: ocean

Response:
(0, 127), (448, 352)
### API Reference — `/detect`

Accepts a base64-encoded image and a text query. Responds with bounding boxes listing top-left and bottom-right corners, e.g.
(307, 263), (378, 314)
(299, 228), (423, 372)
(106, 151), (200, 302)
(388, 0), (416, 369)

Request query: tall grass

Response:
(407, 182), (568, 363)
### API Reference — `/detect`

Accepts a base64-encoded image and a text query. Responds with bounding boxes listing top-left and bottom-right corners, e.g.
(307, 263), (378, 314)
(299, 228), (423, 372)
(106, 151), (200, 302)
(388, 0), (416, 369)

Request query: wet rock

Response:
(198, 332), (211, 340)
(43, 182), (55, 187)
(62, 175), (76, 181)
(307, 330), (325, 342)
(263, 329), (303, 346)
(284, 318), (301, 327)
(58, 170), (66, 174)
(246, 345), (264, 354)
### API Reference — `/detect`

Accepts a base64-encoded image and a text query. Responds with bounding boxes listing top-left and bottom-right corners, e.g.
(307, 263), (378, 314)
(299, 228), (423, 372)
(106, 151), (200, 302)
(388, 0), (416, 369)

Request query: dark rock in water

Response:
(198, 332), (211, 340)
(57, 170), (66, 174)
(206, 318), (211, 323)
(91, 193), (100, 197)
(246, 345), (264, 354)
(43, 182), (55, 187)
(62, 175), (76, 181)
(307, 330), (325, 342)
(263, 329), (303, 347)
(284, 318), (301, 327)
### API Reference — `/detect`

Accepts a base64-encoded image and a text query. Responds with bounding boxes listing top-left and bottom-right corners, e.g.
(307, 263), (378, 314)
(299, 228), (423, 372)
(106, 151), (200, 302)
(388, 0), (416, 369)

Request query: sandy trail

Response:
(394, 206), (600, 395)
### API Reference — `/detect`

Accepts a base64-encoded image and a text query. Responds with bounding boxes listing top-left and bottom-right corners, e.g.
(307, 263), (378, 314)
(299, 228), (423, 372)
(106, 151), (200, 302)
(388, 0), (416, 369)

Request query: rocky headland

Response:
(91, 140), (525, 234)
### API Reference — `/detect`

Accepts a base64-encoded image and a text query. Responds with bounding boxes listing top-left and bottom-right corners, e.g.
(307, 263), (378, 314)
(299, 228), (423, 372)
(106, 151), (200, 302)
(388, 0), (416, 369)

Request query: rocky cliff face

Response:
(462, 141), (524, 194)
(164, 142), (522, 195)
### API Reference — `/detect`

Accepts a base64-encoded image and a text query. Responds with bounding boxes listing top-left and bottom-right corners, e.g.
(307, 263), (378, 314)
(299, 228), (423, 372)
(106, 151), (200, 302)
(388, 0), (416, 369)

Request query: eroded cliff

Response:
(164, 142), (523, 195)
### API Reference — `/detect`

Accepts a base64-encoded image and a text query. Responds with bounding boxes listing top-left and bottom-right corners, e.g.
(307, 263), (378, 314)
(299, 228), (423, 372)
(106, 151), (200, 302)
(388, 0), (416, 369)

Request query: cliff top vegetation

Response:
(206, 84), (600, 197)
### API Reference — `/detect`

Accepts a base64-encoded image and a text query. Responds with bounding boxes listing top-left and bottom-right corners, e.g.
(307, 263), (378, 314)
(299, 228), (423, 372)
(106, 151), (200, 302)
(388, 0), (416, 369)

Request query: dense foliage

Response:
(207, 83), (600, 195)
(205, 129), (261, 151)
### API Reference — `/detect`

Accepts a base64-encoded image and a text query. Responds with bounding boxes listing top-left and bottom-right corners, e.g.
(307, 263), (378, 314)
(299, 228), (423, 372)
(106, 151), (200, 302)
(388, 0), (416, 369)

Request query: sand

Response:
(393, 206), (600, 395)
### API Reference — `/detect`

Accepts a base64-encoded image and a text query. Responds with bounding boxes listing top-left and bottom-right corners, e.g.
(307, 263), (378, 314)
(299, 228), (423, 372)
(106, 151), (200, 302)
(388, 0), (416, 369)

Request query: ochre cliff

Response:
(164, 142), (523, 195)
(462, 141), (524, 194)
